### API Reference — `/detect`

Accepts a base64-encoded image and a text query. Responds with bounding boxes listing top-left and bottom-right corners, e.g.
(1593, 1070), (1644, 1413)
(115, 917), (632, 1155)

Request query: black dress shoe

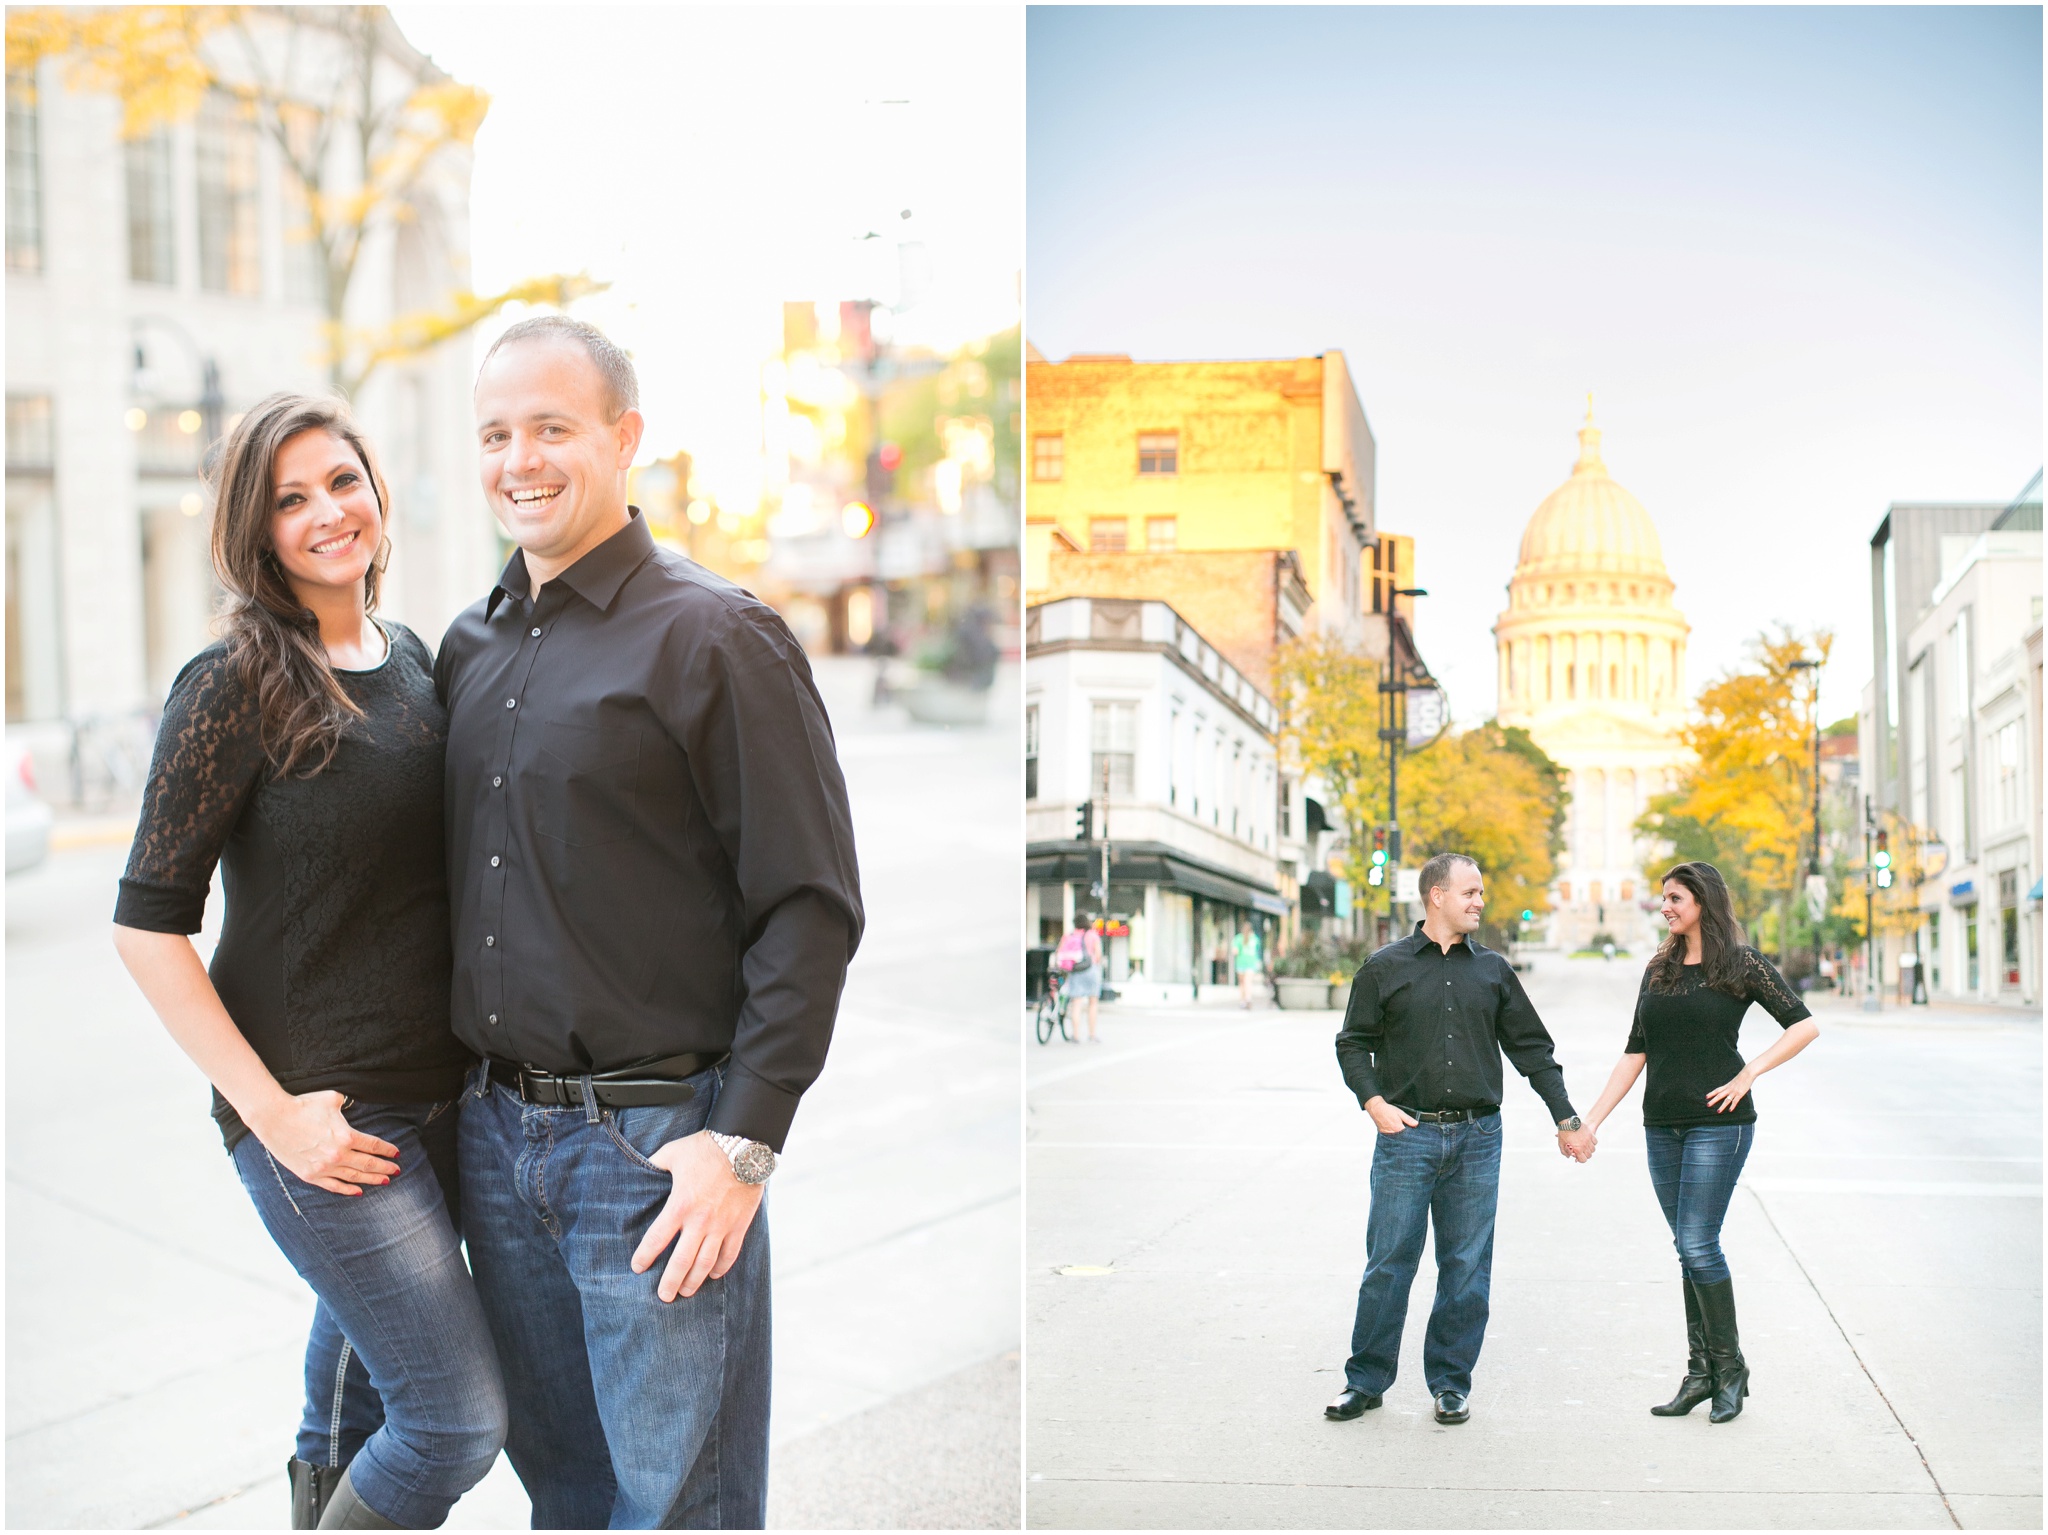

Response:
(1324, 1387), (1383, 1420)
(1433, 1390), (1470, 1424)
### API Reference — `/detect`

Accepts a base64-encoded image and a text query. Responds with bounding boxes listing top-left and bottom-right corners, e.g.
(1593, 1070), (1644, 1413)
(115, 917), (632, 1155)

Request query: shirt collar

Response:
(487, 507), (656, 618)
(1411, 921), (1473, 956)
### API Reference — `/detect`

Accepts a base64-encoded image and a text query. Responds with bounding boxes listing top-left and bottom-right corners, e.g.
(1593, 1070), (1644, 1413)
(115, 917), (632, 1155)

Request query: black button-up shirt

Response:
(1336, 924), (1575, 1124)
(436, 510), (863, 1150)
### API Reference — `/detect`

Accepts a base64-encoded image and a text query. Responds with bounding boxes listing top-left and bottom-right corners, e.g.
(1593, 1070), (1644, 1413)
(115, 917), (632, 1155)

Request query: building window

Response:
(6, 69), (42, 274)
(1032, 434), (1063, 481)
(6, 394), (53, 471)
(1279, 779), (1291, 837)
(1144, 516), (1176, 551)
(2001, 871), (2020, 987)
(197, 90), (261, 295)
(1558, 881), (1572, 905)
(1025, 704), (1039, 801)
(1089, 517), (1127, 553)
(1966, 907), (1979, 990)
(125, 128), (177, 285)
(1929, 910), (1941, 990)
(1137, 432), (1177, 476)
(1620, 881), (1634, 902)
(1609, 663), (1619, 697)
(1993, 720), (2023, 827)
(1090, 701), (1137, 799)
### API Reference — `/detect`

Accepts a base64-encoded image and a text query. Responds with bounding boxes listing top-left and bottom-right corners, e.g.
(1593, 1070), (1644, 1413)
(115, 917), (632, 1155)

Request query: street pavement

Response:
(6, 655), (1021, 1530)
(1025, 957), (2041, 1529)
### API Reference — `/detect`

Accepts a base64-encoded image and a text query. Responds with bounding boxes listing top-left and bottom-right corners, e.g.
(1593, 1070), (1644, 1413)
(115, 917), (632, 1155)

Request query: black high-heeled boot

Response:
(315, 1464), (399, 1529)
(288, 1458), (341, 1529)
(1649, 1277), (1714, 1417)
(1693, 1278), (1749, 1423)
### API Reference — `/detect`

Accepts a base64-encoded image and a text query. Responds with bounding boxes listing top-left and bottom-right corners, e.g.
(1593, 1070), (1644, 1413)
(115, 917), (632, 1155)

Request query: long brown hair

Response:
(1645, 861), (1748, 995)
(207, 393), (390, 777)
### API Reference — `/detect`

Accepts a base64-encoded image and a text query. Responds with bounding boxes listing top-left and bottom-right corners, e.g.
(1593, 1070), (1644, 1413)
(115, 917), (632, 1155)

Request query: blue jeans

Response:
(458, 1061), (771, 1530)
(1644, 1122), (1754, 1286)
(1345, 1113), (1503, 1397)
(233, 1098), (507, 1528)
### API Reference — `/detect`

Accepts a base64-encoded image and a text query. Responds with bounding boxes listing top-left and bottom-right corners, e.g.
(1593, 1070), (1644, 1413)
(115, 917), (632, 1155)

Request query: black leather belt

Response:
(1400, 1105), (1500, 1123)
(486, 1052), (722, 1108)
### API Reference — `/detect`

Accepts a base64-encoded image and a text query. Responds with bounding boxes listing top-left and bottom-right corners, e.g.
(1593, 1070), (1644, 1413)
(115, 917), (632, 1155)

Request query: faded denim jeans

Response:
(1344, 1111), (1504, 1398)
(1644, 1122), (1754, 1286)
(458, 1060), (771, 1529)
(233, 1097), (507, 1527)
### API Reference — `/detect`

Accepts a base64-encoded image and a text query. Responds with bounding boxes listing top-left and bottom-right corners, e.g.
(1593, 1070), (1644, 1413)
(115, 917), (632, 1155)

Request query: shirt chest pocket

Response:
(535, 720), (640, 846)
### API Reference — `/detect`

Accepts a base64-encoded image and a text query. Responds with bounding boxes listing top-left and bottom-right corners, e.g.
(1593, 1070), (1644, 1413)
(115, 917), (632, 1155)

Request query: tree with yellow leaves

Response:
(5, 5), (603, 397)
(1637, 626), (1832, 951)
(1274, 632), (1565, 948)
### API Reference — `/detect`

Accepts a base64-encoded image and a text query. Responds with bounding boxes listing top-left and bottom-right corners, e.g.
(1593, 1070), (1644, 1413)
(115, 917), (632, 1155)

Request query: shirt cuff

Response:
(706, 1061), (803, 1153)
(114, 878), (206, 935)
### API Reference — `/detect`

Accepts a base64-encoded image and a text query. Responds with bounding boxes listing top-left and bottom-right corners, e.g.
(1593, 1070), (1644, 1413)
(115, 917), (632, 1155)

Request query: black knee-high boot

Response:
(1693, 1277), (1749, 1423)
(315, 1464), (399, 1530)
(288, 1459), (341, 1529)
(1649, 1276), (1714, 1417)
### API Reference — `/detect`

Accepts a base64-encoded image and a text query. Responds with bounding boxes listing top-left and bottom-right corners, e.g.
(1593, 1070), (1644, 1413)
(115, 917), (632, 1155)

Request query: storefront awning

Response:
(1026, 841), (1286, 916)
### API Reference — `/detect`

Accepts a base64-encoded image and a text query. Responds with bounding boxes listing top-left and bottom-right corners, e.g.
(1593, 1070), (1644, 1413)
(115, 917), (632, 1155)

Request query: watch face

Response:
(732, 1143), (777, 1183)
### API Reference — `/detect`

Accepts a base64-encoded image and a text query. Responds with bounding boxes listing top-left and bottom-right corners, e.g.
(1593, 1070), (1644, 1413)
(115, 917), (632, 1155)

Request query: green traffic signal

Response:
(1521, 909), (1534, 922)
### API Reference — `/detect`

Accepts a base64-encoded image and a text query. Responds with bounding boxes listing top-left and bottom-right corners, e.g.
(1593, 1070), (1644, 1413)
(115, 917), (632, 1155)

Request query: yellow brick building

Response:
(1024, 351), (1380, 655)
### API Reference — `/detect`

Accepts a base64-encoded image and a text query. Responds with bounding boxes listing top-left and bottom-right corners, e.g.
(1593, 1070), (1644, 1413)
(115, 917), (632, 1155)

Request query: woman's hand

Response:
(246, 1090), (401, 1195)
(1704, 1066), (1755, 1114)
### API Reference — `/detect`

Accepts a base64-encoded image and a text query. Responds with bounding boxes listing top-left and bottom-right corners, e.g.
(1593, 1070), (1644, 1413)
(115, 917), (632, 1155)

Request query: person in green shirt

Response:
(1233, 921), (1263, 1009)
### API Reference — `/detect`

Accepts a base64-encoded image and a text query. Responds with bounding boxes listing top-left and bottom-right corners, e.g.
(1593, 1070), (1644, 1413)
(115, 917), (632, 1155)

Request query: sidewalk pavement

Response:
(1026, 954), (2040, 1529)
(6, 656), (1020, 1530)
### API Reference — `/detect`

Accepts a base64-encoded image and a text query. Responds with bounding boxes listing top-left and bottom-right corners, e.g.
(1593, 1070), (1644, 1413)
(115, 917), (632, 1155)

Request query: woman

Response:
(113, 395), (505, 1528)
(1056, 913), (1105, 1043)
(1233, 920), (1263, 1009)
(1580, 862), (1820, 1423)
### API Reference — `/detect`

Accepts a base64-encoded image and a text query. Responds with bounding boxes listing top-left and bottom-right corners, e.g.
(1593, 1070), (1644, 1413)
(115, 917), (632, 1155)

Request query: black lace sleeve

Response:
(114, 646), (269, 934)
(1741, 948), (1813, 1027)
(1624, 967), (1652, 1052)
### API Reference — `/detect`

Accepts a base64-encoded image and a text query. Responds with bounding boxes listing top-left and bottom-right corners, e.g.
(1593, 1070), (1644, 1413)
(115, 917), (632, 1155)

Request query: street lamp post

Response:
(1789, 657), (1823, 986)
(1378, 587), (1430, 941)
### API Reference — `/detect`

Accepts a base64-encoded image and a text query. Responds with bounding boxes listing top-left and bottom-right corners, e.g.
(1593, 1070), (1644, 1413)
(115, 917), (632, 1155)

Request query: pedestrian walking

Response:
(1233, 920), (1263, 1009)
(441, 317), (863, 1528)
(1579, 861), (1820, 1422)
(1053, 914), (1104, 1043)
(1328, 852), (1594, 1427)
(112, 395), (506, 1529)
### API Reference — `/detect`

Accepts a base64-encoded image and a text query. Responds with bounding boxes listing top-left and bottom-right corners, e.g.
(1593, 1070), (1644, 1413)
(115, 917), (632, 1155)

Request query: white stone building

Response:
(1896, 510), (2041, 1006)
(1025, 595), (1286, 1003)
(5, 15), (497, 793)
(1493, 409), (1691, 953)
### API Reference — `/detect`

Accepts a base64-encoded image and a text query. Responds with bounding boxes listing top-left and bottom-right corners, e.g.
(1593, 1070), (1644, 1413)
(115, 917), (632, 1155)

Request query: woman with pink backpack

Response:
(1052, 914), (1105, 1044)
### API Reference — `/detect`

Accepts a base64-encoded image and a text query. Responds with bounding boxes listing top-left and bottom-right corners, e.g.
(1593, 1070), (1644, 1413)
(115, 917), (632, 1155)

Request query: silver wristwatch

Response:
(708, 1131), (777, 1185)
(1556, 1115), (1583, 1133)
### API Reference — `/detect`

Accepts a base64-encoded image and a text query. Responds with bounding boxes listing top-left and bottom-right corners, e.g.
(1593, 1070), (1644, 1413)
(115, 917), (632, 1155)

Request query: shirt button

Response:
(505, 697), (517, 709)
(531, 627), (542, 637)
(493, 776), (503, 788)
(490, 855), (501, 867)
(485, 935), (496, 947)
(487, 1014), (498, 1026)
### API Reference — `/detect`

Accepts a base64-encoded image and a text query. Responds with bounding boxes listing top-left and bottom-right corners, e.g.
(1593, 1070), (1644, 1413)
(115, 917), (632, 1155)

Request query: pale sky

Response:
(1027, 5), (2043, 727)
(390, 4), (1022, 512)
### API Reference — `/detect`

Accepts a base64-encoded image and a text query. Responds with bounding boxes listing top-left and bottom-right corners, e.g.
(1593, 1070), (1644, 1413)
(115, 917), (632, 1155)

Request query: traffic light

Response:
(1521, 909), (1535, 923)
(1368, 825), (1388, 886)
(1075, 800), (1093, 841)
(1874, 829), (1892, 888)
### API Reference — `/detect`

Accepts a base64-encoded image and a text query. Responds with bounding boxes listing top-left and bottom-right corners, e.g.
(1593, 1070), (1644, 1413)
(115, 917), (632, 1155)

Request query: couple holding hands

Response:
(113, 317), (862, 1529)
(1325, 854), (1819, 1430)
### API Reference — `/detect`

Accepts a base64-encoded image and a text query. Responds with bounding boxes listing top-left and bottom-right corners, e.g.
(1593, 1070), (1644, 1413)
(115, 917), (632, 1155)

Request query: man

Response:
(438, 316), (862, 1528)
(1327, 852), (1590, 1428)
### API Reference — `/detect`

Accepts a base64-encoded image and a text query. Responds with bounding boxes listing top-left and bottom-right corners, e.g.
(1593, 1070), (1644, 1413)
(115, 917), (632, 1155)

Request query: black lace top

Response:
(1625, 948), (1813, 1127)
(114, 624), (471, 1150)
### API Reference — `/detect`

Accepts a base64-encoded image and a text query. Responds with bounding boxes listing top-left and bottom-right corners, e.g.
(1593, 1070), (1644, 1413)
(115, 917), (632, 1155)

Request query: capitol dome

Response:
(1515, 413), (1669, 581)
